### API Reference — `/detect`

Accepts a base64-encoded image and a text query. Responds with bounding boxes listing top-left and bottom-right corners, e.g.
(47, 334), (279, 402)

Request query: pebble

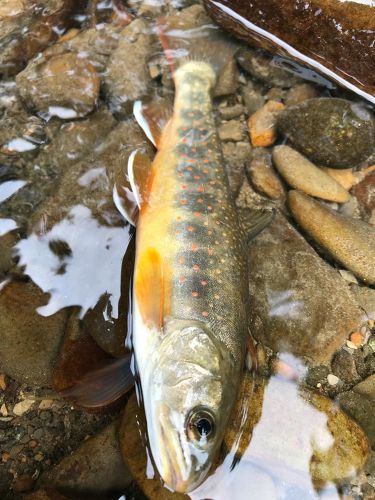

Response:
(277, 98), (375, 168)
(214, 57), (239, 97)
(39, 420), (131, 495)
(103, 18), (152, 113)
(285, 83), (320, 106)
(248, 100), (285, 147)
(0, 281), (67, 386)
(218, 120), (244, 141)
(288, 190), (375, 285)
(327, 374), (339, 386)
(16, 53), (100, 118)
(219, 104), (245, 120)
(247, 212), (362, 364)
(331, 349), (360, 385)
(13, 399), (34, 416)
(247, 149), (285, 200)
(321, 167), (356, 191)
(273, 145), (350, 203)
(240, 83), (265, 115)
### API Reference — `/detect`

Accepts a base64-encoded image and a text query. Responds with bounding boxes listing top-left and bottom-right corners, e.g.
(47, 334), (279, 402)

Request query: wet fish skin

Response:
(133, 61), (249, 492)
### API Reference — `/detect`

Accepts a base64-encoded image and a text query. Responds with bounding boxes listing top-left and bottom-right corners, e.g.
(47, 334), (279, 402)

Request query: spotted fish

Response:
(114, 44), (272, 494)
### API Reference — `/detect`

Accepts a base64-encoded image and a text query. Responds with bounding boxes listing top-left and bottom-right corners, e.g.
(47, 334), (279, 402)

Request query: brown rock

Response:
(247, 150), (285, 200)
(288, 190), (375, 285)
(248, 213), (363, 364)
(0, 231), (17, 277)
(0, 280), (67, 386)
(214, 57), (239, 97)
(218, 120), (244, 142)
(16, 53), (100, 118)
(352, 171), (375, 221)
(285, 83), (320, 106)
(219, 104), (245, 120)
(331, 349), (360, 385)
(273, 145), (350, 202)
(222, 141), (251, 195)
(337, 391), (375, 447)
(247, 100), (284, 147)
(240, 83), (265, 115)
(40, 420), (131, 495)
(321, 167), (356, 191)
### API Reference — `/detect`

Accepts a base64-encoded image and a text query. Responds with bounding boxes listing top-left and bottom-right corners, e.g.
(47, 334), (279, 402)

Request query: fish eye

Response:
(186, 407), (216, 442)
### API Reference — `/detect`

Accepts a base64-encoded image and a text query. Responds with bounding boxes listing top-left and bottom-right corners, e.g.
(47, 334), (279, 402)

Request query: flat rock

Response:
(272, 145), (350, 203)
(214, 57), (239, 97)
(39, 420), (131, 495)
(285, 84), (320, 107)
(337, 390), (375, 447)
(321, 167), (356, 191)
(248, 212), (362, 364)
(353, 374), (375, 402)
(0, 280), (67, 386)
(277, 98), (375, 168)
(218, 120), (244, 141)
(288, 190), (375, 285)
(103, 18), (153, 113)
(240, 83), (265, 115)
(16, 52), (100, 118)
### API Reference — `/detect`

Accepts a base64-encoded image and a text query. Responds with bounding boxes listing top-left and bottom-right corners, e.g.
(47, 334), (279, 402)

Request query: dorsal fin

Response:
(133, 99), (172, 149)
(113, 149), (153, 226)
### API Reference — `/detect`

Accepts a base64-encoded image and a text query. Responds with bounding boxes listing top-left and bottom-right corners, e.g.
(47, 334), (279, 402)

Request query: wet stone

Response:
(272, 145), (350, 203)
(219, 104), (245, 120)
(16, 53), (100, 118)
(103, 18), (153, 113)
(247, 149), (285, 200)
(39, 420), (131, 495)
(331, 349), (360, 386)
(214, 57), (239, 97)
(288, 190), (375, 285)
(351, 171), (375, 222)
(278, 98), (375, 169)
(0, 280), (67, 386)
(248, 100), (284, 147)
(218, 120), (244, 141)
(350, 285), (375, 320)
(337, 391), (375, 447)
(352, 374), (375, 401)
(247, 212), (363, 364)
(285, 83), (320, 106)
(236, 48), (300, 88)
(222, 141), (251, 195)
(240, 83), (265, 115)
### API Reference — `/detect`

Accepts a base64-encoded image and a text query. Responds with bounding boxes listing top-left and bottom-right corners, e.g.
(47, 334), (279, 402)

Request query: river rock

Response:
(16, 52), (100, 118)
(247, 149), (285, 200)
(350, 285), (375, 320)
(321, 167), (356, 191)
(285, 84), (320, 106)
(353, 374), (375, 402)
(203, 0), (375, 104)
(272, 145), (350, 203)
(0, 231), (17, 277)
(39, 420), (131, 495)
(222, 141), (251, 195)
(240, 83), (265, 115)
(331, 349), (360, 386)
(218, 120), (244, 142)
(277, 98), (375, 169)
(0, 280), (67, 386)
(352, 171), (375, 222)
(103, 18), (153, 113)
(248, 100), (284, 147)
(288, 190), (375, 285)
(337, 391), (375, 447)
(247, 212), (362, 364)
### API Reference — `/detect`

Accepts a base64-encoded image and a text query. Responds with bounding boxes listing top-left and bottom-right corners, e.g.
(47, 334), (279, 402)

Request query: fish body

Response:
(132, 61), (249, 492)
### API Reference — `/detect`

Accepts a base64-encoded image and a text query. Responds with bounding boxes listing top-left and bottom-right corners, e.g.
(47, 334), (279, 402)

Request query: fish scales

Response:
(136, 64), (248, 363)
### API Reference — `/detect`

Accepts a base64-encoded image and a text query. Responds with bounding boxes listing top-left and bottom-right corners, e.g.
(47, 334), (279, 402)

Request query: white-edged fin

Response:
(113, 149), (153, 226)
(134, 100), (156, 146)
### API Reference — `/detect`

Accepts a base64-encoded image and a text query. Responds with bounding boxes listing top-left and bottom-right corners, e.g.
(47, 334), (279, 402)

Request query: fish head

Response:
(143, 320), (236, 493)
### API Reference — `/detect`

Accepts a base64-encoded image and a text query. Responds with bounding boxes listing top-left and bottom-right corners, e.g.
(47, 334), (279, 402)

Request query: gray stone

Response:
(352, 374), (375, 401)
(331, 349), (360, 385)
(218, 120), (244, 141)
(247, 213), (363, 364)
(338, 390), (375, 447)
(240, 83), (265, 115)
(278, 98), (375, 168)
(219, 104), (245, 120)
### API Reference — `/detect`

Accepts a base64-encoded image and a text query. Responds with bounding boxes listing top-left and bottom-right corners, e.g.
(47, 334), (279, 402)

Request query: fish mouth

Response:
(154, 401), (206, 493)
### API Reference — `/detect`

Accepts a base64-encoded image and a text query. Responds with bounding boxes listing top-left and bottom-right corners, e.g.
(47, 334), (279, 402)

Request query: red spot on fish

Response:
(208, 206), (213, 211)
(201, 280), (207, 286)
(192, 291), (199, 297)
(187, 167), (193, 172)
(203, 159), (209, 164)
(179, 276), (185, 284)
(197, 198), (203, 203)
(187, 226), (194, 232)
(194, 211), (201, 218)
(202, 311), (209, 317)
(203, 168), (209, 174)
(191, 243), (199, 252)
(181, 185), (187, 189)
(198, 186), (205, 193)
(181, 199), (187, 205)
(194, 175), (200, 180)
(179, 256), (185, 264)
(193, 264), (200, 272)
(208, 230), (213, 235)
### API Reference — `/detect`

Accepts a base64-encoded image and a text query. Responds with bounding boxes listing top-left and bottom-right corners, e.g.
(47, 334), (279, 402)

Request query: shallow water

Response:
(0, 1), (374, 499)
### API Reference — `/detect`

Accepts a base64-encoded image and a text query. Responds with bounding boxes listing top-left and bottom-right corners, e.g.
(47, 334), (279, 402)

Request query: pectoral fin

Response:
(246, 208), (275, 243)
(134, 99), (172, 149)
(113, 149), (153, 226)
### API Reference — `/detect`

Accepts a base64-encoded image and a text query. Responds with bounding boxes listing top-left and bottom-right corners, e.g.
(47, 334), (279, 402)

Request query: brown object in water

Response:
(203, 0), (375, 104)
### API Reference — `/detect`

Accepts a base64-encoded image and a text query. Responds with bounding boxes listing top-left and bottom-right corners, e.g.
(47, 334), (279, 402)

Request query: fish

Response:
(113, 14), (273, 493)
